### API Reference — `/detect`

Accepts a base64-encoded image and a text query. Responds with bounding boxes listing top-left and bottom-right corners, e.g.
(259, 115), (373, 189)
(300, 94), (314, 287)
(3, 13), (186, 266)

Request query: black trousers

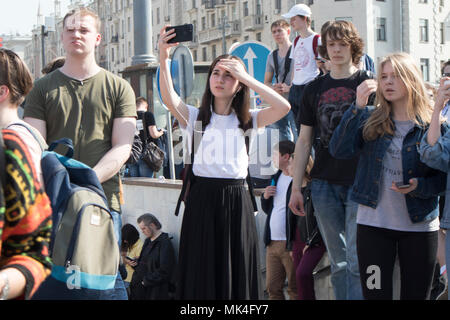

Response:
(357, 224), (438, 300)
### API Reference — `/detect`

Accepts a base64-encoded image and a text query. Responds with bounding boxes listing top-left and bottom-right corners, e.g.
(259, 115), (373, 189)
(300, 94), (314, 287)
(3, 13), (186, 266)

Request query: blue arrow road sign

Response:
(230, 41), (271, 106)
(230, 41), (271, 85)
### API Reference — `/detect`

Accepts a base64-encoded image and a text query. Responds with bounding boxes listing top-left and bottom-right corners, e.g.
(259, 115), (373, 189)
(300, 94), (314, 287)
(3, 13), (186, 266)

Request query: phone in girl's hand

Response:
(395, 182), (411, 189)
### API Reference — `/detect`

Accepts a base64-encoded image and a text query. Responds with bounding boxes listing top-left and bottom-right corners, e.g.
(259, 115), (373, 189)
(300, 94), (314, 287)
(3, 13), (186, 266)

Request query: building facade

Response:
(20, 0), (450, 82)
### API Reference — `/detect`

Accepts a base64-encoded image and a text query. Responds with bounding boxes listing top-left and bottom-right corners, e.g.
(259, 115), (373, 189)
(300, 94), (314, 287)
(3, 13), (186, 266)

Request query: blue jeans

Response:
(127, 159), (154, 178)
(109, 210), (128, 300)
(310, 179), (363, 300)
(288, 84), (307, 133)
(267, 110), (298, 143)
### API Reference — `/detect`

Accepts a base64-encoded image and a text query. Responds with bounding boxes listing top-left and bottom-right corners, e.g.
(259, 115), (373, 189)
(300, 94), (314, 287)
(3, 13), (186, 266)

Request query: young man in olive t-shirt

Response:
(24, 8), (136, 300)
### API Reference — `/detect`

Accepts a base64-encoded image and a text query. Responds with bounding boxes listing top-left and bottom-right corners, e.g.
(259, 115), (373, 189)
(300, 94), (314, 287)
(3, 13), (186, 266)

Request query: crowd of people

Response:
(0, 3), (449, 301)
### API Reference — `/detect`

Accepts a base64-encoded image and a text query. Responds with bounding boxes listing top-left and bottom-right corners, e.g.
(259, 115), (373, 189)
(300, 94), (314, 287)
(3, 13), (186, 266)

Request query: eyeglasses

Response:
(443, 73), (450, 77)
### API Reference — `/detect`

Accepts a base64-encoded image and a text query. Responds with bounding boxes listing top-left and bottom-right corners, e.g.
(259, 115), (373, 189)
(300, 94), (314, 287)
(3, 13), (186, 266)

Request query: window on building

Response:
(232, 5), (237, 20)
(377, 17), (387, 41)
(419, 19), (429, 42)
(193, 50), (197, 61)
(419, 0), (428, 3)
(128, 17), (131, 32)
(211, 13), (215, 27)
(193, 20), (197, 41)
(128, 41), (132, 56)
(212, 45), (216, 59)
(202, 17), (206, 30)
(244, 35), (249, 41)
(256, 32), (261, 41)
(440, 22), (445, 44)
(256, 0), (262, 15)
(111, 48), (115, 62)
(275, 0), (281, 10)
(157, 8), (160, 25)
(203, 47), (207, 61)
(192, 0), (196, 9)
(244, 2), (249, 16)
(420, 58), (430, 82)
(308, 0), (314, 5)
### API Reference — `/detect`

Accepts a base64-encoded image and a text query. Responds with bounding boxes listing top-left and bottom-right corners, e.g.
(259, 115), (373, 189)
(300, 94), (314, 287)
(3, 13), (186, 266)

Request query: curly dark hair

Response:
(318, 20), (364, 65)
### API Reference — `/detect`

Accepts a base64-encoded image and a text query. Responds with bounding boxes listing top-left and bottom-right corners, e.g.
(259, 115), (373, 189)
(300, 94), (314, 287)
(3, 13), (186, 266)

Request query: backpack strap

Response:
(244, 136), (258, 213)
(0, 131), (6, 188)
(293, 35), (300, 49)
(48, 138), (74, 158)
(6, 122), (48, 152)
(272, 49), (280, 83)
(281, 46), (292, 84)
(312, 34), (320, 58)
(175, 113), (204, 216)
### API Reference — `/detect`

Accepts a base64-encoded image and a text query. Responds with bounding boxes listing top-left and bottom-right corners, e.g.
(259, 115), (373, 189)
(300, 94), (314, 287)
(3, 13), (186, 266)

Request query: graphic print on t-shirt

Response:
(317, 86), (356, 147)
(294, 43), (311, 72)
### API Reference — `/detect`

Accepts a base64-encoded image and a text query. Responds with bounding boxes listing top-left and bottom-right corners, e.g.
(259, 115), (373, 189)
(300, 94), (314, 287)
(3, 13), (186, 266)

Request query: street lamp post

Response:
(41, 25), (48, 69)
(218, 16), (231, 54)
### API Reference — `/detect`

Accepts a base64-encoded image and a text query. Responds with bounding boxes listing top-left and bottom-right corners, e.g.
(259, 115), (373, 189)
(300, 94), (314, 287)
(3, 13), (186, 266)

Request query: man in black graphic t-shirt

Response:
(301, 71), (373, 186)
(289, 21), (376, 300)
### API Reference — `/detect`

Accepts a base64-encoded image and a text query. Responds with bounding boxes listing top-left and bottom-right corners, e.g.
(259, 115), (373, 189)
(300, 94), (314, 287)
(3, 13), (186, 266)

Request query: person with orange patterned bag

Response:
(0, 48), (52, 300)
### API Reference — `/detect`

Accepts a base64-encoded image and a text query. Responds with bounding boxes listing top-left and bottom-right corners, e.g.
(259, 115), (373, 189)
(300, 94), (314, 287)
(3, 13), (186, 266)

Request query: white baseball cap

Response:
(282, 4), (312, 19)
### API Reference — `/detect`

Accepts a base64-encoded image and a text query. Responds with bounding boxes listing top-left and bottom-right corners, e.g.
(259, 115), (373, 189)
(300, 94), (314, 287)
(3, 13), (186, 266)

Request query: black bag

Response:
(126, 132), (143, 165)
(142, 141), (165, 172)
(141, 116), (165, 172)
(296, 183), (323, 247)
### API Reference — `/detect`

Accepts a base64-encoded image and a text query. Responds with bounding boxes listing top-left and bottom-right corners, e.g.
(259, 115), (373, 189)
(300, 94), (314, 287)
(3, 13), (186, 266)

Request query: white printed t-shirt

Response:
(289, 33), (321, 85)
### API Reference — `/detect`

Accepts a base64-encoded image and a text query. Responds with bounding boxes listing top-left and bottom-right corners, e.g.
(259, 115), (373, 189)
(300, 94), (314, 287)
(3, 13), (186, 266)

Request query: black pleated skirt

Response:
(176, 176), (263, 300)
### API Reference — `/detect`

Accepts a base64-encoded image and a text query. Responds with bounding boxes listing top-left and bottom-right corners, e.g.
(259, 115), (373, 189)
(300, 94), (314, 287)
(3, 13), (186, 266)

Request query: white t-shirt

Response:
(181, 105), (262, 179)
(289, 33), (321, 85)
(270, 173), (292, 241)
(7, 120), (44, 186)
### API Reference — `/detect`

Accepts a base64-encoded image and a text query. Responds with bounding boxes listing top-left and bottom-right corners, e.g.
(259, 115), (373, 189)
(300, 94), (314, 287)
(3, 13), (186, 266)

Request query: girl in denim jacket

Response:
(419, 71), (450, 300)
(329, 53), (447, 300)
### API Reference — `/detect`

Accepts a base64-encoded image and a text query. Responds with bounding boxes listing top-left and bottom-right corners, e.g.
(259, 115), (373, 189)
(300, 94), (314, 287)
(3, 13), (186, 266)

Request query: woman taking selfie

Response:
(329, 53), (446, 300)
(158, 26), (290, 299)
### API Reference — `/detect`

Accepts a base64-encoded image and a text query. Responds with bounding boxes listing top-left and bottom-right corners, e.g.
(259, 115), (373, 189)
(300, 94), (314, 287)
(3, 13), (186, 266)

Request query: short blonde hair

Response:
(63, 7), (101, 32)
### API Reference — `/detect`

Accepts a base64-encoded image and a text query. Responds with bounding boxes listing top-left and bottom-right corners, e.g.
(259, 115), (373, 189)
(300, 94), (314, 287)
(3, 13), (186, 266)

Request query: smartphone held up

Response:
(166, 24), (194, 43)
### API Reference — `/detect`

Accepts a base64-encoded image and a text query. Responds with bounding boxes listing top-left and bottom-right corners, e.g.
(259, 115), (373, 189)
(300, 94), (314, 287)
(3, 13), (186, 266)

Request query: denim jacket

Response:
(329, 104), (447, 223)
(419, 129), (450, 228)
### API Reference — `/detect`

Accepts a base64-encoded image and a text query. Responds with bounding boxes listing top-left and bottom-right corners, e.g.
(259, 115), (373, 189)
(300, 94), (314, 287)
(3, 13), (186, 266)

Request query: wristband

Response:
(0, 273), (9, 300)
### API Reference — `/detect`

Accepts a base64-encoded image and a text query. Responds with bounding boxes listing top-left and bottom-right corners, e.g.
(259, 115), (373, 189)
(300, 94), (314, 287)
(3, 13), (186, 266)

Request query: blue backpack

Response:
(9, 124), (120, 299)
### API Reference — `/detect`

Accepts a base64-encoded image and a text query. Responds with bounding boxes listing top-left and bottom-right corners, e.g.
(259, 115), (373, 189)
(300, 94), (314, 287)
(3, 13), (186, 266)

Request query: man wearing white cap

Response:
(282, 4), (320, 131)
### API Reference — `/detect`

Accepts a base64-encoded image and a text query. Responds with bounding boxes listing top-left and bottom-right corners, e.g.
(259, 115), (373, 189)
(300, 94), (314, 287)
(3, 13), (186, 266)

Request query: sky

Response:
(0, 0), (88, 36)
